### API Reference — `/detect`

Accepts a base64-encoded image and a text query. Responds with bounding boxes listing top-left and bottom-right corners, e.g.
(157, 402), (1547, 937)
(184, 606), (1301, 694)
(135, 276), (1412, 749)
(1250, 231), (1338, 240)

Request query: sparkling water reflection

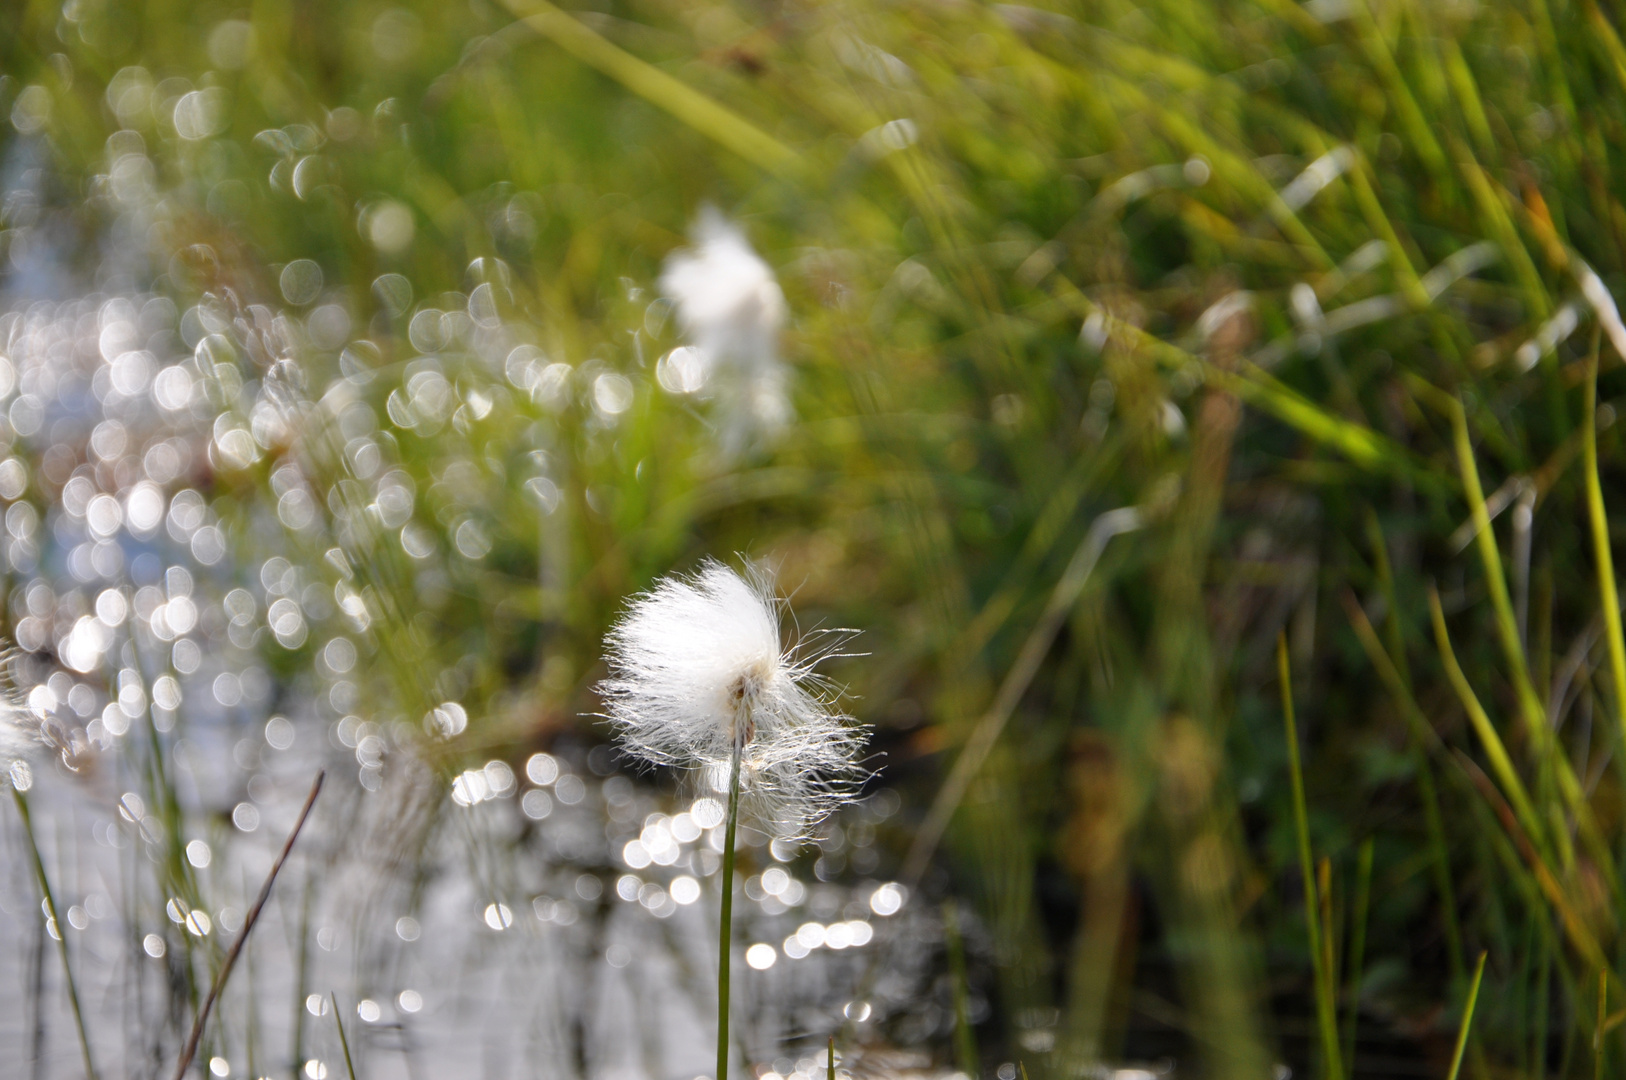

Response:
(0, 126), (956, 1078)
(5, 732), (937, 1079)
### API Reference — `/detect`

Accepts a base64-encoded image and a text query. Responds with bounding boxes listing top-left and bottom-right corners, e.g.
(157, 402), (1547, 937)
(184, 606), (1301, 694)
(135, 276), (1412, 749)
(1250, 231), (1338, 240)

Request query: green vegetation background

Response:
(9, 0), (1626, 1074)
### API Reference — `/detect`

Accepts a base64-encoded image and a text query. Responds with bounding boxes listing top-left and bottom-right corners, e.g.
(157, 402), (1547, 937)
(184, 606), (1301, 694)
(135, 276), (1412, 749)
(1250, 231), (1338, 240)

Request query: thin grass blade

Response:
(1279, 635), (1343, 1080)
(331, 993), (358, 1080)
(1446, 952), (1488, 1080)
(1582, 350), (1626, 738)
(10, 785), (98, 1080)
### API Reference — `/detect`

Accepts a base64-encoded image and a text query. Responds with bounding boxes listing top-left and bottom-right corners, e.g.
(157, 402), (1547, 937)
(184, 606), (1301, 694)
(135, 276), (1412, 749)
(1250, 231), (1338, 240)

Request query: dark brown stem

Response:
(173, 771), (324, 1080)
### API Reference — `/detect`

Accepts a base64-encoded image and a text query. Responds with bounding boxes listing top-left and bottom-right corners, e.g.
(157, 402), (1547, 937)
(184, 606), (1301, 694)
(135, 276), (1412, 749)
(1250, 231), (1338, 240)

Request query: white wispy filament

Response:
(599, 560), (866, 839)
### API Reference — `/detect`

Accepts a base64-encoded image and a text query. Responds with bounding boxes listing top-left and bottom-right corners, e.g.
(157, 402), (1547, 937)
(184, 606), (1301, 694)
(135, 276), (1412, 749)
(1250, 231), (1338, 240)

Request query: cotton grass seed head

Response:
(0, 652), (40, 790)
(1, 713), (34, 791)
(660, 209), (786, 370)
(659, 210), (792, 456)
(598, 559), (867, 839)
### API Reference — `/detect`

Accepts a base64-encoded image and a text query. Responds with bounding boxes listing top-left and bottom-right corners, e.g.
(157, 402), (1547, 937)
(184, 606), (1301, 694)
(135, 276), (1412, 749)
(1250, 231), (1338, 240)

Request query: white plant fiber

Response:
(599, 559), (867, 839)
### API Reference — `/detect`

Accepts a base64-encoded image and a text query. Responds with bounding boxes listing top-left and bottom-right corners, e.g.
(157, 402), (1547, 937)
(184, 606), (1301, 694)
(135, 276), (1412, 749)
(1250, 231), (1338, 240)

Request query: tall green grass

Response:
(8, 0), (1626, 1074)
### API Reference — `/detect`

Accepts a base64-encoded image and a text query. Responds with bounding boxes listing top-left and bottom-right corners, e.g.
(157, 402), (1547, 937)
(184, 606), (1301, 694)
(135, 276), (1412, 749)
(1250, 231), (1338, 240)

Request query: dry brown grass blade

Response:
(173, 771), (325, 1080)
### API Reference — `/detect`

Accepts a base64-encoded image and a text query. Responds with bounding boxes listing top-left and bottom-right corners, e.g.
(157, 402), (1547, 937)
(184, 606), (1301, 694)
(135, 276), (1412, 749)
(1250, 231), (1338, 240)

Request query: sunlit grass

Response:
(5, 0), (1626, 1074)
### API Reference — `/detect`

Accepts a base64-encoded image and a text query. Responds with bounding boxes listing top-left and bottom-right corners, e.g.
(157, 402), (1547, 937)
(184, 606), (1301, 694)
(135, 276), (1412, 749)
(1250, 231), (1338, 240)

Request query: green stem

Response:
(944, 902), (979, 1079)
(1583, 349), (1626, 743)
(1279, 636), (1342, 1080)
(717, 735), (743, 1080)
(331, 992), (358, 1080)
(1446, 952), (1488, 1080)
(11, 784), (99, 1080)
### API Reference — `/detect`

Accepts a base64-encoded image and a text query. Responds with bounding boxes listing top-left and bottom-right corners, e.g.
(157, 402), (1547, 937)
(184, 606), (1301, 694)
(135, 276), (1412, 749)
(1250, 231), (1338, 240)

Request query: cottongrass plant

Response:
(599, 559), (868, 1080)
(659, 210), (792, 457)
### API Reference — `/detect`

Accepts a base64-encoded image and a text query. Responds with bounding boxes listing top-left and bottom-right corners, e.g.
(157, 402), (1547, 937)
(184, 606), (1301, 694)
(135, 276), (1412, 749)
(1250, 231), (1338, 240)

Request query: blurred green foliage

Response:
(12, 0), (1626, 1074)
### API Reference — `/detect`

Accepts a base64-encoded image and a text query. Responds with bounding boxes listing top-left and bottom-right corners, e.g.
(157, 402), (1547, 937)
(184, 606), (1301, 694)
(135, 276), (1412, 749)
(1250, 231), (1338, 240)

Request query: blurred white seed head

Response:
(598, 560), (866, 838)
(1, 715), (32, 790)
(659, 210), (792, 455)
(661, 209), (785, 365)
(0, 651), (41, 789)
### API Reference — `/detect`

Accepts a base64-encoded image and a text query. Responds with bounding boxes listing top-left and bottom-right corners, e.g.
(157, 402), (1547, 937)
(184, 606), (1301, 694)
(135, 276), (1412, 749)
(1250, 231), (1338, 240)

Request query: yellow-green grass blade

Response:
(1344, 157), (1428, 305)
(1583, 350), (1626, 743)
(1446, 396), (1613, 873)
(1458, 157), (1552, 322)
(1347, 0), (1451, 191)
(1047, 280), (1433, 487)
(494, 0), (803, 180)
(1229, 364), (1428, 483)
(1585, 0), (1626, 96)
(1440, 37), (1496, 162)
(1445, 952), (1488, 1080)
(1341, 588), (1440, 755)
(1091, 71), (1332, 269)
(1427, 587), (1546, 854)
(1447, 400), (1557, 747)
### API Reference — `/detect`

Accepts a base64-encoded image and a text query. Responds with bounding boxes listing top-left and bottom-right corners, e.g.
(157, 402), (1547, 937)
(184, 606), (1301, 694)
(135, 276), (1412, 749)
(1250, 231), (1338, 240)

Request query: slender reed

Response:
(10, 784), (98, 1080)
(717, 735), (743, 1080)
(1279, 635), (1342, 1080)
(493, 0), (802, 179)
(945, 902), (978, 1080)
(331, 992), (358, 1080)
(174, 771), (324, 1080)
(1582, 348), (1626, 729)
(1447, 952), (1488, 1080)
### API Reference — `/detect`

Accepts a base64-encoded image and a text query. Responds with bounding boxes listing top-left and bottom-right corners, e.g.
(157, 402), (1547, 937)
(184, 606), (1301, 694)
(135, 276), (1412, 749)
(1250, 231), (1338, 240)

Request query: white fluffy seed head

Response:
(660, 209), (786, 367)
(598, 560), (867, 839)
(659, 210), (792, 456)
(0, 651), (41, 787)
